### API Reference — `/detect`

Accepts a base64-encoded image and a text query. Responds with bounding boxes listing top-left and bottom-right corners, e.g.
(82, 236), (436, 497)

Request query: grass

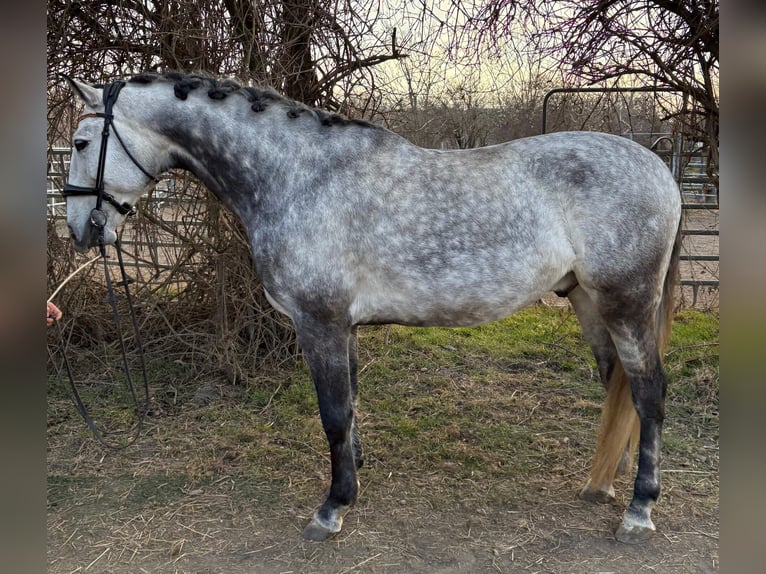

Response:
(48, 303), (718, 507)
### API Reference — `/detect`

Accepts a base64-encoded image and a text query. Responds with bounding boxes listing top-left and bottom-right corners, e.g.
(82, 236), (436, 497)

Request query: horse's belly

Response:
(349, 284), (544, 327)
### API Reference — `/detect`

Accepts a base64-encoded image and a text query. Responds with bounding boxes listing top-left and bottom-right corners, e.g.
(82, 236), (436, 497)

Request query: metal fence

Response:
(636, 132), (719, 304)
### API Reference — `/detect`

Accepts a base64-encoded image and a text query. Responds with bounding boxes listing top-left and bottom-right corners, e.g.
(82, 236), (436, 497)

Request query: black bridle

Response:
(62, 80), (160, 240)
(52, 80), (156, 449)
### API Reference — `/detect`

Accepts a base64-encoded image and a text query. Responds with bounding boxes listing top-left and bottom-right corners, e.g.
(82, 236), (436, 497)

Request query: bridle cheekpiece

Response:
(62, 80), (160, 245)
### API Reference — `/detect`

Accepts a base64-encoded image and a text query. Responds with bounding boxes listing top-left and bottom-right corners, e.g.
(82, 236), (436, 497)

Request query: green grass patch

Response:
(663, 309), (719, 448)
(364, 305), (587, 363)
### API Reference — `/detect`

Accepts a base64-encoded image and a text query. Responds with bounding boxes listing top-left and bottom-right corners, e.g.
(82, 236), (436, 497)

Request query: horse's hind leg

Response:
(295, 318), (359, 541)
(569, 287), (640, 503)
(602, 309), (668, 544)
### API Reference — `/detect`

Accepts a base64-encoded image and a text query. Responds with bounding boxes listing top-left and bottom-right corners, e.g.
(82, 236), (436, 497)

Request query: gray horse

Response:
(62, 72), (682, 544)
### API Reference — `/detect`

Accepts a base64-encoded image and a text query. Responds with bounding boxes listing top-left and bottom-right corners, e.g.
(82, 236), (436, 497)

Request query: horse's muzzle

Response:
(69, 226), (89, 252)
(68, 223), (101, 253)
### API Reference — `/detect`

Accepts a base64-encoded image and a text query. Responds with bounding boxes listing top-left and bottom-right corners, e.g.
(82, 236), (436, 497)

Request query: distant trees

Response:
(447, 0), (719, 167)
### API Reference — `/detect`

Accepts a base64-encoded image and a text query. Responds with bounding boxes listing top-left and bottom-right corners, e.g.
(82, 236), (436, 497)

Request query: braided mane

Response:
(127, 71), (377, 129)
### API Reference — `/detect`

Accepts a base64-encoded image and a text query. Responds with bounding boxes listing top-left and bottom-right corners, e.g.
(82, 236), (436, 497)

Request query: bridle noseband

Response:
(62, 80), (160, 239)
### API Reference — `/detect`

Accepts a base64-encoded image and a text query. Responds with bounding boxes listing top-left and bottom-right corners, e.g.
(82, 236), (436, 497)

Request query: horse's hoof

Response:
(615, 509), (656, 544)
(302, 514), (342, 541)
(579, 483), (615, 504)
(302, 521), (336, 541)
(615, 522), (655, 544)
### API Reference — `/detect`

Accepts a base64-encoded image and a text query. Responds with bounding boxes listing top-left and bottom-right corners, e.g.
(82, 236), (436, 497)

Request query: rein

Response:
(50, 241), (151, 449)
(51, 80), (154, 449)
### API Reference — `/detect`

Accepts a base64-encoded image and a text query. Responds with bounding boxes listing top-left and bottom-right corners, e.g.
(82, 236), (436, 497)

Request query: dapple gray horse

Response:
(62, 73), (682, 544)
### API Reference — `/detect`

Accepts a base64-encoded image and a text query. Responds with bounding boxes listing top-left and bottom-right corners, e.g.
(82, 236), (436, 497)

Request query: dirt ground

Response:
(47, 480), (718, 574)
(47, 472), (718, 574)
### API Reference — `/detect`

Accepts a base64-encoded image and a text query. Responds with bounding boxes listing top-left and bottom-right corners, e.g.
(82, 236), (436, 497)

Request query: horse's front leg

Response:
(296, 318), (358, 541)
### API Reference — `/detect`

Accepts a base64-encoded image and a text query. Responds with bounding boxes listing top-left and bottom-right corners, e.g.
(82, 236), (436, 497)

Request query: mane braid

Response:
(125, 71), (378, 130)
(242, 86), (282, 113)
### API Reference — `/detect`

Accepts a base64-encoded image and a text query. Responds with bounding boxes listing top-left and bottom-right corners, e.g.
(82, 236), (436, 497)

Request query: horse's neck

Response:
(161, 102), (389, 219)
(157, 101), (311, 216)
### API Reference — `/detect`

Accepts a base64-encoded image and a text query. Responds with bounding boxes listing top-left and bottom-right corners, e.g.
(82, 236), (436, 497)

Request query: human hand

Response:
(47, 301), (62, 327)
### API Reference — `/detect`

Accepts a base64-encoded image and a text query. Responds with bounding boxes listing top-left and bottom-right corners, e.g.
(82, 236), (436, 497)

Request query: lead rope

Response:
(49, 234), (151, 450)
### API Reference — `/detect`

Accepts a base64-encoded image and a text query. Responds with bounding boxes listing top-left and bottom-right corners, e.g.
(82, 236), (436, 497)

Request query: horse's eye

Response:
(74, 139), (89, 152)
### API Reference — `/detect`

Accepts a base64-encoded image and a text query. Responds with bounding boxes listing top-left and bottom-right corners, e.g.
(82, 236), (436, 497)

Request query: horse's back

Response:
(503, 131), (680, 208)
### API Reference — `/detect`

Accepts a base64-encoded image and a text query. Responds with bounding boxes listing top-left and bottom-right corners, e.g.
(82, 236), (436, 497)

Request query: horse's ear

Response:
(60, 75), (100, 108)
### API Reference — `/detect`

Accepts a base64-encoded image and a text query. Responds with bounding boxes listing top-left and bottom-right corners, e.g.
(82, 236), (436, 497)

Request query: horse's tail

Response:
(583, 217), (682, 494)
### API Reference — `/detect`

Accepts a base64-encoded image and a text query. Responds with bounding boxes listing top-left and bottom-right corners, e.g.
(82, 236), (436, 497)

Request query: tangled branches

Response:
(47, 174), (299, 386)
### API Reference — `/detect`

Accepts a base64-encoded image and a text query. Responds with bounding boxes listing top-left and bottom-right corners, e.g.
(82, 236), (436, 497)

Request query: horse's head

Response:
(63, 77), (165, 252)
